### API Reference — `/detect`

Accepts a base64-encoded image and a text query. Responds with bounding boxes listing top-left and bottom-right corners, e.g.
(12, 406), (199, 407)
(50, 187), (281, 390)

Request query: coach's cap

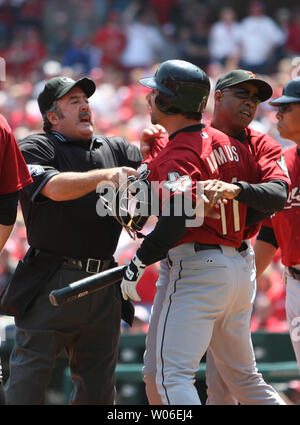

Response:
(269, 77), (300, 105)
(38, 76), (96, 114)
(215, 69), (273, 102)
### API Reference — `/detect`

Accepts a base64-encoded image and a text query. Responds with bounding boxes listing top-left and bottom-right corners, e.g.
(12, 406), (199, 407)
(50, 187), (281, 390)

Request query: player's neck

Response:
(162, 116), (202, 136)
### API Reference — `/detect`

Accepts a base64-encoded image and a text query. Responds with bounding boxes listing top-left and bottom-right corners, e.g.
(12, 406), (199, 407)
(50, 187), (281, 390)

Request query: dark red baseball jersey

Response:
(0, 114), (32, 194)
(143, 124), (260, 248)
(142, 132), (169, 165)
(240, 127), (291, 239)
(261, 145), (300, 266)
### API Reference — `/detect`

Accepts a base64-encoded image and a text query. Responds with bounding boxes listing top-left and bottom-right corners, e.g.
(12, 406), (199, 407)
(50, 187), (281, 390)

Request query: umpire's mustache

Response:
(78, 111), (93, 124)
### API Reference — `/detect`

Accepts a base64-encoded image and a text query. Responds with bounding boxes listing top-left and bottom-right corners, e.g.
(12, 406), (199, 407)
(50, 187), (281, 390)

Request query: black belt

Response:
(288, 267), (300, 281)
(167, 241), (248, 269)
(194, 241), (248, 253)
(237, 241), (248, 253)
(62, 257), (113, 274)
(194, 243), (221, 251)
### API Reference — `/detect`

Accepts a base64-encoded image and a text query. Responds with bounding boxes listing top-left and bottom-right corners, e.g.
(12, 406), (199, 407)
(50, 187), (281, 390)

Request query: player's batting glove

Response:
(121, 254), (146, 302)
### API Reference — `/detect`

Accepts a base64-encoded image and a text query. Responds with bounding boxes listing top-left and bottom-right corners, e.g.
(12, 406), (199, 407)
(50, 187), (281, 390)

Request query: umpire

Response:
(2, 76), (142, 405)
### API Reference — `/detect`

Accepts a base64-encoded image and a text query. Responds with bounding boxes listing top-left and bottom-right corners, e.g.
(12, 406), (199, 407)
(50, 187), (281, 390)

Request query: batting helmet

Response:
(139, 60), (210, 115)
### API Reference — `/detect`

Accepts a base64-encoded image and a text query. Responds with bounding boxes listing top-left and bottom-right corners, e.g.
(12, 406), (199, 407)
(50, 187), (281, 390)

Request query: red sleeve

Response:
(247, 130), (290, 186)
(0, 115), (33, 194)
(142, 133), (169, 164)
(261, 216), (273, 228)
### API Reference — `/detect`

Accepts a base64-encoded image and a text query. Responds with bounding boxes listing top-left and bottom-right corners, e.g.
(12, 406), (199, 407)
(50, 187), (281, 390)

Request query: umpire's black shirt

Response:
(18, 131), (142, 259)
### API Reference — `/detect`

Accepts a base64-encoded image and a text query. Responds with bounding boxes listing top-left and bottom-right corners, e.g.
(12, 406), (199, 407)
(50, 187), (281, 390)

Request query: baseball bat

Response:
(49, 265), (127, 307)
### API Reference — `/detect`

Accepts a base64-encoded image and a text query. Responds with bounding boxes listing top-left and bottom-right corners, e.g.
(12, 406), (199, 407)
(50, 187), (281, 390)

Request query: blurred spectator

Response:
(208, 7), (241, 68)
(42, 0), (71, 59)
(178, 17), (210, 70)
(285, 7), (300, 56)
(5, 214), (29, 262)
(32, 60), (63, 100)
(120, 6), (165, 72)
(0, 248), (15, 297)
(62, 36), (93, 74)
(251, 263), (288, 332)
(92, 10), (127, 70)
(180, 0), (209, 28)
(17, 0), (42, 30)
(250, 292), (288, 332)
(1, 30), (26, 80)
(0, 0), (19, 46)
(89, 67), (128, 129)
(70, 0), (96, 41)
(48, 28), (71, 61)
(272, 8), (292, 71)
(238, 0), (286, 74)
(124, 94), (151, 142)
(149, 0), (181, 26)
(3, 27), (47, 79)
(158, 23), (180, 62)
(21, 27), (48, 74)
(129, 304), (151, 334)
(103, 0), (132, 14)
(275, 7), (291, 39)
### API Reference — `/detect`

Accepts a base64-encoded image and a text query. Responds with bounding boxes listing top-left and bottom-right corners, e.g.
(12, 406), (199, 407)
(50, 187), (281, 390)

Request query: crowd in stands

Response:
(0, 0), (300, 334)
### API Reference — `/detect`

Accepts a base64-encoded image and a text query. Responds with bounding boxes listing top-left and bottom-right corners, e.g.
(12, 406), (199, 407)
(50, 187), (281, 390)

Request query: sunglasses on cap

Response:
(221, 87), (261, 105)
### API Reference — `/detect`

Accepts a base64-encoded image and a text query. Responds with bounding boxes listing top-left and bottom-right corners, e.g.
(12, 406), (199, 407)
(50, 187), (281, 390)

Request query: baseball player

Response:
(120, 60), (286, 404)
(0, 113), (33, 405)
(140, 69), (290, 405)
(254, 77), (300, 370)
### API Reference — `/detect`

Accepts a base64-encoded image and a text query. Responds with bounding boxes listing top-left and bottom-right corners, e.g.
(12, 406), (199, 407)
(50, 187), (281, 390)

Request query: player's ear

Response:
(214, 90), (223, 106)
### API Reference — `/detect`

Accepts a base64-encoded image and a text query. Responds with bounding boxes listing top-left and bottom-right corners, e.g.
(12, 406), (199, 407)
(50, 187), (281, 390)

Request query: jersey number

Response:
(220, 178), (240, 235)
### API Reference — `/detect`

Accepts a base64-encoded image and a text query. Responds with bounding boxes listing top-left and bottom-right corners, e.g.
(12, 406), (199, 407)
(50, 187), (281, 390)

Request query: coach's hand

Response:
(202, 180), (242, 208)
(121, 254), (146, 302)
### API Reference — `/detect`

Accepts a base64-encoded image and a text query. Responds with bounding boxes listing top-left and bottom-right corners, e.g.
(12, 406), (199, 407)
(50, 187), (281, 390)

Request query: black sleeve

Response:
(0, 191), (19, 225)
(123, 141), (143, 168)
(136, 195), (190, 265)
(104, 136), (143, 169)
(245, 207), (271, 227)
(18, 135), (60, 202)
(256, 225), (279, 248)
(234, 180), (288, 214)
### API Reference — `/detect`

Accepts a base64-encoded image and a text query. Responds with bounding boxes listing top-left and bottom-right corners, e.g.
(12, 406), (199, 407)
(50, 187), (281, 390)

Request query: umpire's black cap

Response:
(38, 76), (96, 115)
(215, 69), (273, 102)
(269, 77), (300, 105)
